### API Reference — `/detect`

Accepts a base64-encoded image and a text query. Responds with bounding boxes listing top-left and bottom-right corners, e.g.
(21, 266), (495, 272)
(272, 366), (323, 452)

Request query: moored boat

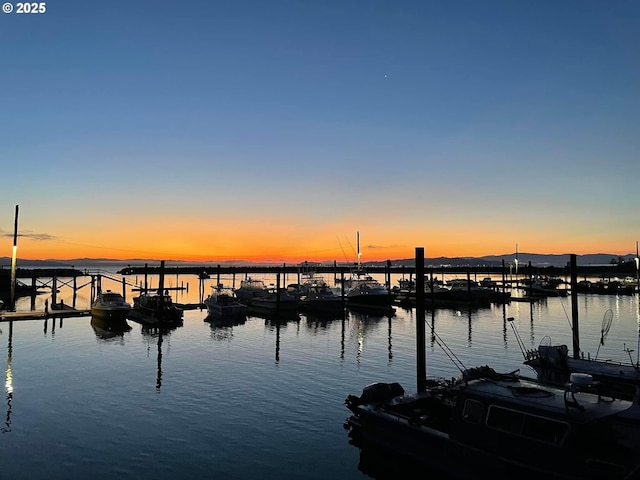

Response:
(128, 260), (183, 327)
(340, 232), (395, 312)
(247, 286), (299, 318)
(90, 289), (131, 321)
(345, 366), (640, 480)
(344, 249), (640, 480)
(234, 277), (268, 306)
(128, 290), (183, 327)
(204, 284), (248, 319)
(298, 277), (344, 314)
(516, 257), (640, 403)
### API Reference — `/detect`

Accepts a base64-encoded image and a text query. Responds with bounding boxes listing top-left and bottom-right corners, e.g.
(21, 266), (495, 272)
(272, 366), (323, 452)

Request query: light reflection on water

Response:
(2, 271), (640, 479)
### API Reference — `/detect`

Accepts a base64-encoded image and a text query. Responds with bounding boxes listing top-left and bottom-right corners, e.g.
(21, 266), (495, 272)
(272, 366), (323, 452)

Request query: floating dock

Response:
(0, 309), (91, 322)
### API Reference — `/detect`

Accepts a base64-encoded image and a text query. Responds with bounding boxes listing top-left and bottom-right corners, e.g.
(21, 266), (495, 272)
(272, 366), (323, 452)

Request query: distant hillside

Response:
(373, 253), (637, 268)
(0, 252), (636, 269)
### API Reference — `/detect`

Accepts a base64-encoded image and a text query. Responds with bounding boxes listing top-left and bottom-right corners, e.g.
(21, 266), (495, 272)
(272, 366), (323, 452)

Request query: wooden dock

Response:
(0, 309), (91, 322)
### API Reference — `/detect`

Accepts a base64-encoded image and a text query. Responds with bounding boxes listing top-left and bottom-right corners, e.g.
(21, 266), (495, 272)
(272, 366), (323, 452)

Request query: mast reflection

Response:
(2, 321), (13, 433)
(140, 325), (177, 392)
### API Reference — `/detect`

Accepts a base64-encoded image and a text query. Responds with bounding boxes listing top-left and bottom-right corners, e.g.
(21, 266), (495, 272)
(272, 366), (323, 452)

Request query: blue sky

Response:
(1, 0), (639, 262)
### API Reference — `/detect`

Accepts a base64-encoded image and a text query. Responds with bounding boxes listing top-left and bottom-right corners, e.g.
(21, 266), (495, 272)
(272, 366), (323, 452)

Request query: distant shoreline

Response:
(0, 252), (637, 269)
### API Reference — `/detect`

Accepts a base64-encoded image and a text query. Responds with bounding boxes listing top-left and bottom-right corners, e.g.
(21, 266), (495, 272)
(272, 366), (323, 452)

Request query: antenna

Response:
(507, 317), (528, 359)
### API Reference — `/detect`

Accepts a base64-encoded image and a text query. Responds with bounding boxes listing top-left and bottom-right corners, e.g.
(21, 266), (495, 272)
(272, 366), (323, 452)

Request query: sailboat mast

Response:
(356, 231), (361, 270)
(636, 240), (640, 293)
(10, 205), (19, 310)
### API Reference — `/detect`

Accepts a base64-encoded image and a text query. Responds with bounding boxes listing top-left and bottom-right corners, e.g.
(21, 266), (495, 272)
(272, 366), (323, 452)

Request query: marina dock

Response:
(0, 309), (91, 322)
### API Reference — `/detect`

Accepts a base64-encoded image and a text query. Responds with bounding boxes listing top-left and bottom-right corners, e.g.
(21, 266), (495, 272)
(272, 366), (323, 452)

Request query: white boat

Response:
(298, 277), (344, 314)
(344, 271), (395, 310)
(90, 290), (131, 321)
(204, 284), (247, 319)
(234, 277), (268, 306)
(342, 232), (395, 311)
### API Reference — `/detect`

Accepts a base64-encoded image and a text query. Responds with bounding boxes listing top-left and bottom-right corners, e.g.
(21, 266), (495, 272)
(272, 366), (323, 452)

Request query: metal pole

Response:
(416, 247), (426, 393)
(570, 254), (580, 359)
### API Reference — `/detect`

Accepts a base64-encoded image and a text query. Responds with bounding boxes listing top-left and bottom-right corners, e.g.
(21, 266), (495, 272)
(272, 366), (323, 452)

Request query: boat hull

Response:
(346, 374), (640, 480)
(90, 306), (131, 322)
(128, 307), (183, 326)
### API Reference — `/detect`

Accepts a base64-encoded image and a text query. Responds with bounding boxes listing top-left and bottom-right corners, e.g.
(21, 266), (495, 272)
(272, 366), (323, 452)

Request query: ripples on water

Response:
(1, 273), (639, 479)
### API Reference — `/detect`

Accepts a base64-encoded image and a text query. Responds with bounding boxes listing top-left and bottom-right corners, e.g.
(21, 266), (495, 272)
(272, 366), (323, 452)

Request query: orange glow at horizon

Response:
(5, 229), (638, 265)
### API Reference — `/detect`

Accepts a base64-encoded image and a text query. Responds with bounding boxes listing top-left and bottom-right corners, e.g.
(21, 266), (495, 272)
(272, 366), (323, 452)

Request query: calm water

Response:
(1, 270), (639, 479)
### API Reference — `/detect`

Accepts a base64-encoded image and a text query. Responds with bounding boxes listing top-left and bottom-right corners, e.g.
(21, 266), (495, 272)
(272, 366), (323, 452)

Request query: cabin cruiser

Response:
(90, 290), (131, 321)
(345, 366), (640, 480)
(204, 284), (247, 319)
(128, 290), (183, 327)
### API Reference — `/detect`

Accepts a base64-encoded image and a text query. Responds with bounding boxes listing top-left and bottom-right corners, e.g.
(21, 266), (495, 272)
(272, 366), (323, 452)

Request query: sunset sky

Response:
(1, 1), (638, 264)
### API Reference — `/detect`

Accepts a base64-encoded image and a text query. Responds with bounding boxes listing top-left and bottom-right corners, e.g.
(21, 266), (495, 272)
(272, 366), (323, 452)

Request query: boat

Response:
(298, 276), (344, 314)
(345, 367), (640, 480)
(344, 271), (395, 311)
(90, 289), (131, 321)
(50, 300), (75, 311)
(204, 284), (248, 319)
(234, 277), (269, 306)
(342, 232), (395, 311)
(394, 276), (508, 308)
(128, 260), (183, 327)
(247, 286), (299, 318)
(444, 278), (497, 305)
(521, 275), (568, 297)
(514, 256), (640, 403)
(593, 278), (635, 295)
(343, 249), (640, 480)
(128, 289), (184, 327)
(519, 308), (640, 403)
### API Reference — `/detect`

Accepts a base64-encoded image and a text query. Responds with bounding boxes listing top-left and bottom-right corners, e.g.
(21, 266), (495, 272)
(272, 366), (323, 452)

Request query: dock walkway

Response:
(0, 309), (91, 322)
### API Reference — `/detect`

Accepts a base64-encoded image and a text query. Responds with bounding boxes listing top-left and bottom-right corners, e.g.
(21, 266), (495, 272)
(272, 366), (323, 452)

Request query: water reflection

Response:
(43, 316), (64, 335)
(90, 316), (132, 340)
(353, 443), (456, 480)
(139, 325), (177, 392)
(349, 309), (395, 364)
(2, 321), (12, 434)
(262, 315), (301, 363)
(204, 313), (247, 342)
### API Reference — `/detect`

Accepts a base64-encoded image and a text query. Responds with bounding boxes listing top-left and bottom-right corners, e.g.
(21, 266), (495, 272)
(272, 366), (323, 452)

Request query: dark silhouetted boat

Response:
(128, 290), (183, 327)
(204, 284), (247, 319)
(344, 249), (640, 480)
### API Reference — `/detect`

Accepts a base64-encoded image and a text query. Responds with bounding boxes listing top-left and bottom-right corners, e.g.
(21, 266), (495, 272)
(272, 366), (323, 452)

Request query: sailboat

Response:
(342, 232), (395, 312)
